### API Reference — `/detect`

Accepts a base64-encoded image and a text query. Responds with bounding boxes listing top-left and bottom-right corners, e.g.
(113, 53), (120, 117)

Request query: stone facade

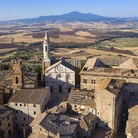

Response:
(45, 60), (75, 93)
(12, 59), (23, 90)
(8, 88), (50, 128)
(95, 79), (125, 131)
(42, 31), (51, 79)
(0, 106), (14, 138)
(125, 97), (138, 138)
(80, 56), (138, 112)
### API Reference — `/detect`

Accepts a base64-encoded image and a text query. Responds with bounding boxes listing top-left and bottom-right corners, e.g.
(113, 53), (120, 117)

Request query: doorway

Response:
(68, 87), (71, 92)
(58, 86), (62, 93)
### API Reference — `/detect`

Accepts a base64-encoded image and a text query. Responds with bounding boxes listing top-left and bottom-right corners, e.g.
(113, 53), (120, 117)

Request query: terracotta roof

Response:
(119, 58), (138, 69)
(81, 56), (138, 74)
(82, 56), (129, 72)
(9, 88), (49, 104)
(67, 89), (95, 108)
(80, 67), (138, 78)
(100, 78), (125, 96)
(80, 113), (98, 130)
(99, 57), (128, 66)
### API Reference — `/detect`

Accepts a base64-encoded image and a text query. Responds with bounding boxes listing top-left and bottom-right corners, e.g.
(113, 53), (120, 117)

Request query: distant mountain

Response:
(0, 11), (138, 24)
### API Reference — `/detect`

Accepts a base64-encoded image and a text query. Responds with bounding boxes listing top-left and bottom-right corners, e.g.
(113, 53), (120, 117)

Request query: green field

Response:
(94, 38), (138, 48)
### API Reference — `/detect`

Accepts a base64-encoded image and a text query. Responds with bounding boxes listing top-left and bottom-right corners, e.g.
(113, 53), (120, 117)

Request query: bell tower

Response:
(12, 59), (23, 91)
(42, 31), (51, 79)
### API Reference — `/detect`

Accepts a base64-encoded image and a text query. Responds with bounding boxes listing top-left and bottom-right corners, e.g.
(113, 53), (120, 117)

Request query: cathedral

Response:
(42, 31), (81, 93)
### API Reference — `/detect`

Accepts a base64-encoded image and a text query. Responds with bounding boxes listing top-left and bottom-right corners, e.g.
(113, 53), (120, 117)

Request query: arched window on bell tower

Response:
(16, 76), (18, 84)
(46, 46), (47, 51)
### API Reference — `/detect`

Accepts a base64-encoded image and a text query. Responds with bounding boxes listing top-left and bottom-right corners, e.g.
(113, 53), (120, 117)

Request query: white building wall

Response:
(8, 89), (50, 128)
(45, 64), (75, 93)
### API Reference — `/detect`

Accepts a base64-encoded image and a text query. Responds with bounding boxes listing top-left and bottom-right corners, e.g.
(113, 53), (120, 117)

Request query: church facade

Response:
(43, 31), (76, 93)
(45, 60), (75, 93)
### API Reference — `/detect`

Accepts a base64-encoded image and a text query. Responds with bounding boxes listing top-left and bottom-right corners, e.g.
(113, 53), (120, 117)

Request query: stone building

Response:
(95, 78), (125, 132)
(0, 106), (14, 138)
(42, 31), (51, 79)
(67, 89), (96, 115)
(0, 60), (38, 104)
(42, 31), (81, 93)
(80, 56), (138, 111)
(125, 97), (138, 138)
(29, 112), (78, 138)
(79, 113), (98, 138)
(8, 87), (50, 128)
(12, 59), (38, 90)
(45, 60), (75, 93)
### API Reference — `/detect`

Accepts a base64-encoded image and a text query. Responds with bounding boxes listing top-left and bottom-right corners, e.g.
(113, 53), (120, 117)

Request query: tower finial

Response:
(44, 31), (49, 41)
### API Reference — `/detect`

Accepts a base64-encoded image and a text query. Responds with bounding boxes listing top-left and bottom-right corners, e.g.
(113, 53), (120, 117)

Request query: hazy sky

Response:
(0, 0), (138, 21)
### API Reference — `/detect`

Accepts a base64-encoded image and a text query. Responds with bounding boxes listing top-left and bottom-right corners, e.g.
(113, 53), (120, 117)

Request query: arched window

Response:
(16, 76), (18, 84)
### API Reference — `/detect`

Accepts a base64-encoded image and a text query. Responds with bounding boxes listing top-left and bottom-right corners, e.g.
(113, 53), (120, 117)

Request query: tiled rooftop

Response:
(24, 71), (38, 82)
(100, 78), (125, 96)
(67, 89), (95, 108)
(80, 113), (98, 130)
(9, 88), (49, 104)
(81, 56), (138, 76)
(81, 67), (138, 78)
(40, 113), (78, 136)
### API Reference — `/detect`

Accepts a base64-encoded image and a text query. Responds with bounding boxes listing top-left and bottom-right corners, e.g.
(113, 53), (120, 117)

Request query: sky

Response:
(0, 0), (138, 21)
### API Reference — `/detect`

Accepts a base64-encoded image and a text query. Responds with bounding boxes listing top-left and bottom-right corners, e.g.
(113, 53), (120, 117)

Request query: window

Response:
(15, 76), (18, 84)
(16, 110), (18, 113)
(21, 111), (23, 114)
(8, 130), (11, 136)
(7, 116), (9, 120)
(83, 79), (87, 83)
(15, 118), (17, 120)
(8, 123), (10, 127)
(15, 103), (17, 106)
(58, 74), (61, 78)
(130, 92), (134, 96)
(24, 104), (26, 106)
(23, 118), (26, 120)
(91, 79), (96, 84)
(33, 104), (36, 107)
(68, 87), (71, 92)
(50, 87), (53, 93)
(22, 124), (24, 126)
(34, 111), (36, 115)
(20, 104), (22, 106)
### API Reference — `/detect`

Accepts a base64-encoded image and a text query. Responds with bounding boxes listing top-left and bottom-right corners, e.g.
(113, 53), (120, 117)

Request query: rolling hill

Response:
(0, 11), (138, 24)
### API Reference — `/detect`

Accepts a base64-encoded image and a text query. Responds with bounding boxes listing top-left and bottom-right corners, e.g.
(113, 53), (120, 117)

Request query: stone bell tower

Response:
(12, 59), (23, 91)
(42, 31), (51, 79)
